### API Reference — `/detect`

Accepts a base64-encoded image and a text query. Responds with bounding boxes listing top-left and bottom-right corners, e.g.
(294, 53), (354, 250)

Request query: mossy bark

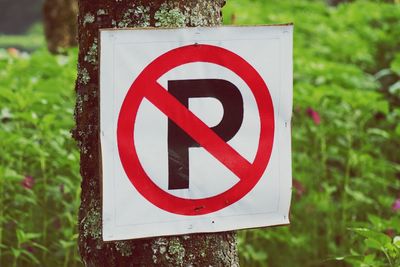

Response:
(43, 0), (78, 53)
(72, 0), (239, 266)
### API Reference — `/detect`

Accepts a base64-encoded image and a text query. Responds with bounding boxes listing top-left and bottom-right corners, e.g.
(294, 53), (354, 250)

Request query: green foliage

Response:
(0, 0), (399, 266)
(223, 0), (400, 266)
(342, 228), (400, 266)
(0, 23), (45, 51)
(0, 48), (81, 266)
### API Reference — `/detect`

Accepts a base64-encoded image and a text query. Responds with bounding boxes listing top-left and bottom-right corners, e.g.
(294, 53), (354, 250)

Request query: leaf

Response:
(31, 242), (48, 252)
(345, 189), (374, 204)
(364, 254), (376, 265)
(243, 244), (268, 261)
(3, 168), (24, 182)
(374, 68), (392, 79)
(16, 229), (26, 244)
(21, 249), (40, 265)
(395, 125), (400, 137)
(11, 247), (21, 258)
(59, 240), (75, 249)
(0, 107), (13, 120)
(24, 229), (43, 239)
(389, 81), (400, 96)
(367, 128), (390, 139)
(367, 214), (384, 230)
(364, 238), (382, 250)
(384, 243), (399, 259)
(351, 228), (391, 245)
(394, 236), (400, 248)
(390, 53), (400, 75)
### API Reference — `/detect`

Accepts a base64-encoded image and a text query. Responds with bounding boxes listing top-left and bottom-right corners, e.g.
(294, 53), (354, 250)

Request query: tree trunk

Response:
(43, 0), (78, 53)
(326, 0), (349, 6)
(72, 1), (239, 266)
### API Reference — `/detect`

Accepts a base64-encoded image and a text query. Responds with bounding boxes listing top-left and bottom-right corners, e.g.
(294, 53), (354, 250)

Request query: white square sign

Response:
(100, 25), (293, 241)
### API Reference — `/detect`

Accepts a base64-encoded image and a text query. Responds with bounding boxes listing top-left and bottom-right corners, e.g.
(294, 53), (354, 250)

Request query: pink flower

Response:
(306, 107), (321, 125)
(59, 184), (65, 194)
(22, 244), (34, 253)
(53, 218), (61, 230)
(392, 199), (400, 211)
(385, 229), (395, 238)
(21, 176), (34, 190)
(7, 47), (20, 58)
(293, 178), (305, 198)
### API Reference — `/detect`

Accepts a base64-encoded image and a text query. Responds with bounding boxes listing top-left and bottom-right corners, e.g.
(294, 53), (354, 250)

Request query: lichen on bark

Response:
(73, 0), (238, 266)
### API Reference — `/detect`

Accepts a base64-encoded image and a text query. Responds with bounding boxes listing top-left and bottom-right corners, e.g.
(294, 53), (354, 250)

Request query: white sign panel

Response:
(100, 25), (293, 241)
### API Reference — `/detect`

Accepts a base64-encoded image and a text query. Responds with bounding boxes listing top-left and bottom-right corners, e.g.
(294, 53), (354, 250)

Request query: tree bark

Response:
(72, 1), (239, 266)
(326, 0), (349, 6)
(43, 0), (78, 53)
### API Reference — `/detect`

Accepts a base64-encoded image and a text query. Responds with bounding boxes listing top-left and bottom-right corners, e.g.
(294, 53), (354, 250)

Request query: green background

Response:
(0, 0), (399, 266)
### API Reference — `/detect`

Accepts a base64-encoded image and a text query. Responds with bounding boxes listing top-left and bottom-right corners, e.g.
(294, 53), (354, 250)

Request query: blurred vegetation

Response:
(0, 0), (399, 266)
(0, 49), (81, 266)
(224, 0), (400, 266)
(0, 24), (45, 51)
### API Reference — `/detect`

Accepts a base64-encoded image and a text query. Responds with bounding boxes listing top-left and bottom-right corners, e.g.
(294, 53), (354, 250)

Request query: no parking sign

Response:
(100, 25), (293, 241)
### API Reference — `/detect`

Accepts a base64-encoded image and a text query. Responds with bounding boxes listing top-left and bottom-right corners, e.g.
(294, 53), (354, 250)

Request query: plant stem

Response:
(63, 248), (70, 267)
(341, 133), (353, 247)
(383, 248), (394, 267)
(40, 156), (48, 260)
(12, 238), (20, 267)
(0, 170), (3, 263)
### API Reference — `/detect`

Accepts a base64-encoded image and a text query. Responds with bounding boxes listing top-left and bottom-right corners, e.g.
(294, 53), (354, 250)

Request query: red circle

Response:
(117, 44), (274, 215)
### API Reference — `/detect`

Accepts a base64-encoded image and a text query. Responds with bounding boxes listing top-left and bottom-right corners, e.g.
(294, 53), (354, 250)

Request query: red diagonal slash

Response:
(117, 44), (274, 215)
(145, 82), (252, 180)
